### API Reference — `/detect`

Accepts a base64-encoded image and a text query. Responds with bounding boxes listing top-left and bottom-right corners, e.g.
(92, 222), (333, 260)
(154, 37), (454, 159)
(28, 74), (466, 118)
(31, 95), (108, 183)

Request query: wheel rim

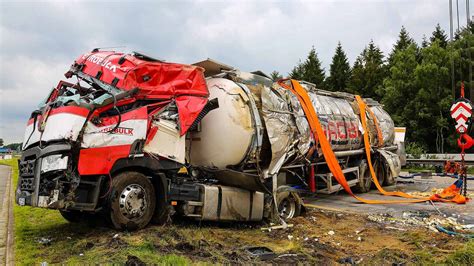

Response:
(278, 197), (296, 219)
(119, 184), (148, 219)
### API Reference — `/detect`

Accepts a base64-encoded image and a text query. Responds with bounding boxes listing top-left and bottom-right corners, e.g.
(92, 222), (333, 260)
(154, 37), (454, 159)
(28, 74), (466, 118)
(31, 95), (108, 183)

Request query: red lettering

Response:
(336, 121), (346, 139)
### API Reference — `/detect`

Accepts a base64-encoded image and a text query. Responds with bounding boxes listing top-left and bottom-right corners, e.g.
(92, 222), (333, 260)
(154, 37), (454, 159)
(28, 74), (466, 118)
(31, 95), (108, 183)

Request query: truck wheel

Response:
(354, 160), (372, 193)
(384, 164), (396, 186)
(107, 171), (156, 231)
(372, 160), (385, 189)
(276, 186), (302, 220)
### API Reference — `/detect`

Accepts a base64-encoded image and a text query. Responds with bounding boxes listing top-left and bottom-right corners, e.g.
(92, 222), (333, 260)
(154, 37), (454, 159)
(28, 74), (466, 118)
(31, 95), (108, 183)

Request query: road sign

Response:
(450, 100), (472, 133)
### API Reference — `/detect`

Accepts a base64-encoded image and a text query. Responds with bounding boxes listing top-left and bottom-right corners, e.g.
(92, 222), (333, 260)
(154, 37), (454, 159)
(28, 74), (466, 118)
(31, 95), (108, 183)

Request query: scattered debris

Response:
(261, 224), (294, 232)
(338, 256), (355, 265)
(245, 246), (276, 261)
(38, 237), (52, 246)
(327, 230), (335, 236)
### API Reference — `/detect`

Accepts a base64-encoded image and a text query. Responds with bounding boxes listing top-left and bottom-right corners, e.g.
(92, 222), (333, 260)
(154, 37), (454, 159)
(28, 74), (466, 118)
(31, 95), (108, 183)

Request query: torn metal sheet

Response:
(144, 119), (186, 164)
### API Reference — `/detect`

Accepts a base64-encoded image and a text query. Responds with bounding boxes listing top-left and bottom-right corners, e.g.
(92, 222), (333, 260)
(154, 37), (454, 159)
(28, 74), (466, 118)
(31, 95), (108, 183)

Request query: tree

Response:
(388, 26), (415, 66)
(289, 46), (326, 89)
(289, 61), (305, 80)
(302, 47), (326, 89)
(0, 138), (3, 147)
(270, 71), (283, 81)
(382, 44), (420, 138)
(430, 23), (448, 48)
(413, 42), (451, 153)
(326, 42), (351, 92)
(450, 21), (474, 100)
(5, 143), (22, 151)
(348, 40), (386, 100)
(421, 34), (429, 48)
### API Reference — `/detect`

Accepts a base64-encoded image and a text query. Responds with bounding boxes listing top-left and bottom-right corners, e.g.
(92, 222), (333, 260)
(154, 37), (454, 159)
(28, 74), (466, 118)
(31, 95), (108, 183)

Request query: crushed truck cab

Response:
(16, 50), (404, 230)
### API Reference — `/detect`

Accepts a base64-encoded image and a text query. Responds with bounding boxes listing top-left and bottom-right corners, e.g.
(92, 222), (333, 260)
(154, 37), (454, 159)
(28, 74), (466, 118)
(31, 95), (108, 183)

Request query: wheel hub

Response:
(278, 197), (296, 219)
(119, 184), (147, 219)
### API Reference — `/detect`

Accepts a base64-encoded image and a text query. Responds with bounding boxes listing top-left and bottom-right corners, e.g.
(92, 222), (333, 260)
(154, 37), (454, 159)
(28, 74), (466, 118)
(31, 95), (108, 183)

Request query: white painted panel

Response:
(144, 120), (185, 164)
(41, 113), (87, 142)
(82, 119), (147, 148)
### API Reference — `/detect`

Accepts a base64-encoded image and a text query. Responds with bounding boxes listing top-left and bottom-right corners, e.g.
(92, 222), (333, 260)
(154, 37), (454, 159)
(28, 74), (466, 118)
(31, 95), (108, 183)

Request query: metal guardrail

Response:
(406, 158), (474, 166)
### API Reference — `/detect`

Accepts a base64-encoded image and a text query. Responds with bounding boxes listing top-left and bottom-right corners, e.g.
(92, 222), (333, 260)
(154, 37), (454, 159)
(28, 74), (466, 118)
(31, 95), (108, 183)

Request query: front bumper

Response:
(16, 143), (72, 207)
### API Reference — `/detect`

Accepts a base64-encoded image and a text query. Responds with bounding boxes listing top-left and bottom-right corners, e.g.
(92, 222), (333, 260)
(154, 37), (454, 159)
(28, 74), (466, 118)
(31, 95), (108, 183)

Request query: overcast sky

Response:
(0, 0), (472, 144)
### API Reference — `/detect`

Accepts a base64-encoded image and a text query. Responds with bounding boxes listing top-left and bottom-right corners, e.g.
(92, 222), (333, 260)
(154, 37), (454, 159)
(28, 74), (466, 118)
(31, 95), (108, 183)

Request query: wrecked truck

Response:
(16, 50), (404, 230)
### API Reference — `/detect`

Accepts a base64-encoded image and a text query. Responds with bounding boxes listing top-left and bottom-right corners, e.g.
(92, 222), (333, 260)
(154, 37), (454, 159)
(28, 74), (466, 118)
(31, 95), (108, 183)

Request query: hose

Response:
(435, 224), (474, 239)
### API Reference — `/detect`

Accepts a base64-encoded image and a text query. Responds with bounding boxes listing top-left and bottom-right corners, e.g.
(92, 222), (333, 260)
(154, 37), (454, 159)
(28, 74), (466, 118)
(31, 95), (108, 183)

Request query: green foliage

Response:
(289, 46), (326, 89)
(0, 138), (3, 146)
(430, 23), (448, 48)
(326, 42), (351, 92)
(388, 26), (416, 66)
(444, 240), (474, 266)
(5, 143), (21, 151)
(405, 142), (426, 159)
(270, 70), (283, 81)
(450, 21), (474, 99)
(289, 60), (305, 80)
(348, 40), (386, 100)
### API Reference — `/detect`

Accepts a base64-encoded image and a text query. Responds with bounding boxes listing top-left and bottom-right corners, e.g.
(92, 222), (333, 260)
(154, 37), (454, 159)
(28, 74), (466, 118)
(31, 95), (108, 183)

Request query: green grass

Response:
(444, 240), (474, 265)
(0, 159), (189, 265)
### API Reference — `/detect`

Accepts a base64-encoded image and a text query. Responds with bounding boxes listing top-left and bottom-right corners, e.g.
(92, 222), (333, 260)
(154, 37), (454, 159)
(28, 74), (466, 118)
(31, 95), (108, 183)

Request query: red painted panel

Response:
(78, 145), (131, 175)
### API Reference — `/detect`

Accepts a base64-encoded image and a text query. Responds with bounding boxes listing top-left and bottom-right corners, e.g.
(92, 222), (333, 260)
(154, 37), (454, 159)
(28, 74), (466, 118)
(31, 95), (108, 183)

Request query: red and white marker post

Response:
(450, 83), (472, 196)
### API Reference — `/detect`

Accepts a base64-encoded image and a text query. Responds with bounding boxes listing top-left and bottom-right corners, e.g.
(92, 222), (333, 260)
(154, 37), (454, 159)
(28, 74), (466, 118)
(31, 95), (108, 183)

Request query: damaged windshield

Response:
(39, 77), (123, 111)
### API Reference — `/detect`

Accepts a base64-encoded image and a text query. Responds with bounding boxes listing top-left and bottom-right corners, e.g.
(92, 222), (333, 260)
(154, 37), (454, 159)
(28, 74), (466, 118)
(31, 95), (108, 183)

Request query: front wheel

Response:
(106, 171), (156, 231)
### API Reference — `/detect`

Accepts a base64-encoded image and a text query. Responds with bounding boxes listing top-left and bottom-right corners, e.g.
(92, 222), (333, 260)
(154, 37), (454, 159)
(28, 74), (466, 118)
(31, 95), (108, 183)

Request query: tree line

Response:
(270, 22), (473, 154)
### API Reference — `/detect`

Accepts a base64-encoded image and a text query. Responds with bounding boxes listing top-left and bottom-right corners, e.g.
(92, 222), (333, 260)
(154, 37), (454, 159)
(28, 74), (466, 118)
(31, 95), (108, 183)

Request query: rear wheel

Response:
(384, 165), (396, 186)
(276, 186), (302, 220)
(372, 160), (385, 189)
(107, 171), (156, 231)
(354, 160), (372, 193)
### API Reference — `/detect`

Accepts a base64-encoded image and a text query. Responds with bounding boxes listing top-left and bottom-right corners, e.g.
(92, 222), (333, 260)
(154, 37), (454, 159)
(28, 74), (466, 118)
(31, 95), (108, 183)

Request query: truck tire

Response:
(372, 160), (385, 189)
(384, 163), (396, 186)
(106, 171), (156, 231)
(354, 160), (372, 193)
(276, 186), (302, 220)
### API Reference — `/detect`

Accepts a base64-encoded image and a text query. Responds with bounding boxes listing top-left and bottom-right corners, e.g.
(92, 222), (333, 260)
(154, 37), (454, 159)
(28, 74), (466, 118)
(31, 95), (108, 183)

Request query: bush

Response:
(406, 142), (426, 159)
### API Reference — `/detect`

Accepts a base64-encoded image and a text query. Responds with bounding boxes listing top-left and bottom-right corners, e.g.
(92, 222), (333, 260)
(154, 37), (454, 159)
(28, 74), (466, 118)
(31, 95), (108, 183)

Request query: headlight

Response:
(40, 154), (68, 173)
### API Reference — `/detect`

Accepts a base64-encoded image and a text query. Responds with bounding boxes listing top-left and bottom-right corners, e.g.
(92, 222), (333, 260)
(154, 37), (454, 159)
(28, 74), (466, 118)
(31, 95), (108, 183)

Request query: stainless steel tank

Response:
(188, 71), (395, 189)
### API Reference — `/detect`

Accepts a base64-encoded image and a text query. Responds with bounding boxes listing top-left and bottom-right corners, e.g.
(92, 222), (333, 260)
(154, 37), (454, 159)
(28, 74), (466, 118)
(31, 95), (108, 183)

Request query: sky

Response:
(0, 0), (472, 144)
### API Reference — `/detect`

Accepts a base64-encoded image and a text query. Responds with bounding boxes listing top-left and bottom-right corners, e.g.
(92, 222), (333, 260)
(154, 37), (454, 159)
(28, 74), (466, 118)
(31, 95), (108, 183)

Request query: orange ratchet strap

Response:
(282, 79), (466, 204)
(366, 106), (384, 147)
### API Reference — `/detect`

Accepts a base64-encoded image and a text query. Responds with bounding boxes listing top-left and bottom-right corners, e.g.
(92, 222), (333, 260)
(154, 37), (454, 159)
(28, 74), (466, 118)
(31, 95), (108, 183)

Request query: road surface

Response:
(0, 165), (14, 265)
(305, 174), (474, 224)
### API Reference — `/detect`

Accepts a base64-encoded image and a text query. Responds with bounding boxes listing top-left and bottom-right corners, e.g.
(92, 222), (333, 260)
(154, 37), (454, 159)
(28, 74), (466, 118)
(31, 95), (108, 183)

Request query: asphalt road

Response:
(0, 165), (14, 265)
(304, 174), (474, 224)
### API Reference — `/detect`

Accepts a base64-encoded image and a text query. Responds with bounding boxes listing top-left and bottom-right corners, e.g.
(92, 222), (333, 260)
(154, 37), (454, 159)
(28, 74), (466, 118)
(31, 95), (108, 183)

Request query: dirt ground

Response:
(109, 208), (472, 265)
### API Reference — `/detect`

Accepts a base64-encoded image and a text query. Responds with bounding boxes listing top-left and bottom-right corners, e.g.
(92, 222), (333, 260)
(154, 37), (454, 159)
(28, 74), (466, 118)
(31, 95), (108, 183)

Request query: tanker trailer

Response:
(186, 61), (402, 218)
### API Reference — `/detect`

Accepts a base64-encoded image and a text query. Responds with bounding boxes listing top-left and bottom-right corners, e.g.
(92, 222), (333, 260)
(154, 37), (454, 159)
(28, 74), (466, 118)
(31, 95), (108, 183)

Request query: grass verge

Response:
(0, 158), (189, 264)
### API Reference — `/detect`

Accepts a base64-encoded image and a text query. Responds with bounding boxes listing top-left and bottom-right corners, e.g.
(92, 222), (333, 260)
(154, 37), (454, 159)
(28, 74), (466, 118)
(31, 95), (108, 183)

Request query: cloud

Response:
(0, 0), (466, 143)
